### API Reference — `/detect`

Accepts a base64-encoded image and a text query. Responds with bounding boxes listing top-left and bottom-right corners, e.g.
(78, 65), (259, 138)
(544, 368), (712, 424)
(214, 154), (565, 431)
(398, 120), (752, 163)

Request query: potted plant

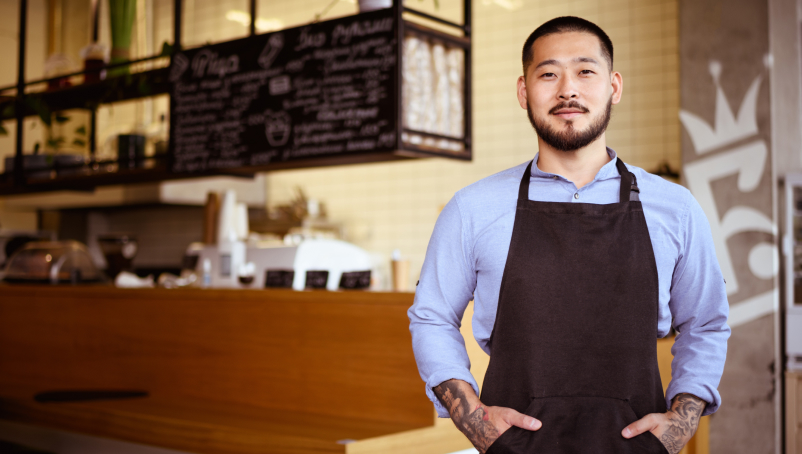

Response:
(109, 0), (137, 76)
(35, 113), (89, 177)
(1, 105), (87, 179)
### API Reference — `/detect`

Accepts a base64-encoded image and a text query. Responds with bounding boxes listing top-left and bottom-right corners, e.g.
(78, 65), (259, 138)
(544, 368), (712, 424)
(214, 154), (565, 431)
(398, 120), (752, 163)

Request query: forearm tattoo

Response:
(660, 393), (705, 454)
(433, 380), (499, 453)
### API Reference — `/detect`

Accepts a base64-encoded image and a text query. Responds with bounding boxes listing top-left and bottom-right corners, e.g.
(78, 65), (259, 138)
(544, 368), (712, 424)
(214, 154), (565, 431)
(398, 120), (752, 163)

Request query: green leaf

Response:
(75, 125), (87, 135)
(47, 137), (65, 150)
(54, 114), (70, 124)
(160, 41), (175, 56)
(138, 76), (152, 95)
(73, 139), (86, 147)
(25, 98), (52, 126)
(1, 103), (13, 119)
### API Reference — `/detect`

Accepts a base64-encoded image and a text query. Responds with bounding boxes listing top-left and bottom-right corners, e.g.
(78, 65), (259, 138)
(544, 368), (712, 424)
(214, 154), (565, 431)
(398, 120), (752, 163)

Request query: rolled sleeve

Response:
(424, 368), (481, 418)
(408, 195), (478, 417)
(666, 196), (731, 416)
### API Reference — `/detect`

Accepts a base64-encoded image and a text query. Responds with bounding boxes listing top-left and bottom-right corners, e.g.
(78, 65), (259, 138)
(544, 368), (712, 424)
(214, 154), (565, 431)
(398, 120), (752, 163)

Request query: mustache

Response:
(549, 101), (590, 115)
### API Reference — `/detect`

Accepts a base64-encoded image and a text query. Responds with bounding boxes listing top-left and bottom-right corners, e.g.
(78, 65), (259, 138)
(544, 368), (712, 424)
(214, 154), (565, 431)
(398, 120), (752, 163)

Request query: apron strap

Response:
(518, 160), (535, 201)
(615, 158), (641, 202)
(518, 157), (638, 202)
(615, 158), (632, 203)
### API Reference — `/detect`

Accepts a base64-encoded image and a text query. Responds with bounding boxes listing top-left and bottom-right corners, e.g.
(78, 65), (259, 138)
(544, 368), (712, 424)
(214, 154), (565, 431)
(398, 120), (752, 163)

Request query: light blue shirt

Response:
(408, 148), (730, 418)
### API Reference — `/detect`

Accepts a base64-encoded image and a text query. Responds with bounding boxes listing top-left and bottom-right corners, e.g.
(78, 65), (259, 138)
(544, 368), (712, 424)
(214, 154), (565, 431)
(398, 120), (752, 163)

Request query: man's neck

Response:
(535, 137), (612, 189)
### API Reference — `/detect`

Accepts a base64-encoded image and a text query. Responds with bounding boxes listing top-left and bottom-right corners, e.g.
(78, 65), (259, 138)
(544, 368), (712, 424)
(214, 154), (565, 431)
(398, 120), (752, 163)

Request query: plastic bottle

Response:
(202, 258), (212, 288)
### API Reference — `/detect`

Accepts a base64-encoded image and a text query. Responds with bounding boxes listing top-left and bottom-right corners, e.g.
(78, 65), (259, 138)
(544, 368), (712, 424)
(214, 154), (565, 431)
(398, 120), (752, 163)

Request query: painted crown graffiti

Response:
(680, 59), (777, 328)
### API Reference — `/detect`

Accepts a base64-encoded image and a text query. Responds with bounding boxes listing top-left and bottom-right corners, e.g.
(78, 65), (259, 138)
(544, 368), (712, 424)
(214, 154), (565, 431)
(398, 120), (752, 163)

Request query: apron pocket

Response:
(642, 431), (670, 454)
(485, 422), (523, 454)
(621, 401), (669, 454)
(486, 396), (668, 454)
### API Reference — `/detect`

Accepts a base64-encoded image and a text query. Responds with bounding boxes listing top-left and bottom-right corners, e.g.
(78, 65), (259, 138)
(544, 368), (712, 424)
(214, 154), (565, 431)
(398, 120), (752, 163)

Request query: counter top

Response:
(0, 286), (449, 454)
(0, 391), (419, 453)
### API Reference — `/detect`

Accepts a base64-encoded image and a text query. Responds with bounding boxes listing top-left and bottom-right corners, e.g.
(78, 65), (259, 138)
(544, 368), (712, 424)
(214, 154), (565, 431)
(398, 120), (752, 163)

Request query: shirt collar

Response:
(531, 147), (619, 182)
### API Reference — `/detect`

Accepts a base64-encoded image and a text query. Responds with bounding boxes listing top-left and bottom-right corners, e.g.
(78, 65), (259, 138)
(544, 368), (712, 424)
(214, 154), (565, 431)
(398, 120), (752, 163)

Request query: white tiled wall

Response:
(0, 0), (680, 281)
(0, 0), (48, 167)
(266, 0), (681, 289)
(0, 0), (47, 231)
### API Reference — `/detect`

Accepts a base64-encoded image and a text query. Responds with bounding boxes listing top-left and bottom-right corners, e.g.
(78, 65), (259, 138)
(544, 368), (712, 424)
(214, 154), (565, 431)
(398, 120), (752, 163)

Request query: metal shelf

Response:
(0, 149), (435, 196)
(0, 66), (170, 120)
(2, 0), (471, 197)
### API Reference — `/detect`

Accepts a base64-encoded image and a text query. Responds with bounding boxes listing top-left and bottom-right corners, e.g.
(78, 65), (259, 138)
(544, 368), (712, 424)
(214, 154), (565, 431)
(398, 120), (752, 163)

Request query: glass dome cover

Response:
(4, 240), (104, 284)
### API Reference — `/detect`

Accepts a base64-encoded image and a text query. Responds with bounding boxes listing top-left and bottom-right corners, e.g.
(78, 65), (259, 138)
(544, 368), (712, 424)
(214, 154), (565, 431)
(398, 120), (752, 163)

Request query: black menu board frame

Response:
(168, 5), (472, 176)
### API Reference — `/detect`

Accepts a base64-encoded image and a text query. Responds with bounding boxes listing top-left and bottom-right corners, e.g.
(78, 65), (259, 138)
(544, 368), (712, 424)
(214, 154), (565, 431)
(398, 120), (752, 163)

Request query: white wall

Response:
(266, 0), (682, 289)
(0, 0), (47, 231)
(0, 0), (682, 263)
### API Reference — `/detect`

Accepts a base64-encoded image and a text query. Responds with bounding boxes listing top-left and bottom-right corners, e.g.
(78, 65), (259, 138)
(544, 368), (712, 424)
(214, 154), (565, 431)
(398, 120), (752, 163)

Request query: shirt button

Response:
(574, 193), (579, 199)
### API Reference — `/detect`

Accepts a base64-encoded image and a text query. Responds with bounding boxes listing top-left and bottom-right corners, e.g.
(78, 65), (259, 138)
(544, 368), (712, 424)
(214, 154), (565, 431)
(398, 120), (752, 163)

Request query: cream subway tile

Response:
(663, 88), (681, 105)
(608, 126), (633, 142)
(632, 109), (669, 127)
(633, 124), (668, 141)
(602, 17), (634, 34)
(632, 37), (668, 56)
(630, 57), (673, 76)
(628, 80), (670, 96)
(610, 106), (634, 122)
(664, 70), (680, 86)
(661, 1), (679, 17)
(255, 0), (680, 268)
(600, 0), (634, 12)
(662, 28), (680, 49)
(661, 55), (680, 71)
(630, 3), (664, 22)
(632, 23), (663, 42)
(614, 39), (634, 55)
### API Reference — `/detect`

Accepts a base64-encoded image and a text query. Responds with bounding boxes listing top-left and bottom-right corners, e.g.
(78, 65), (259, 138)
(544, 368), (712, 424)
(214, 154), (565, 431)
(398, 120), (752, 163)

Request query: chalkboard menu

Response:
(169, 9), (398, 173)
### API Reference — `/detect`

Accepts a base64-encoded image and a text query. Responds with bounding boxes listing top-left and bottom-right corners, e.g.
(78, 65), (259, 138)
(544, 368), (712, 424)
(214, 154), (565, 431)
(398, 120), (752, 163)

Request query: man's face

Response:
(517, 31), (623, 152)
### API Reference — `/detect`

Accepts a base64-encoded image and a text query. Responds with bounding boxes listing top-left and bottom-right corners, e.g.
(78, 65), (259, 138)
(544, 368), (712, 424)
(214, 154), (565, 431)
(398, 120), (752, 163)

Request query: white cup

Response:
(358, 0), (393, 12)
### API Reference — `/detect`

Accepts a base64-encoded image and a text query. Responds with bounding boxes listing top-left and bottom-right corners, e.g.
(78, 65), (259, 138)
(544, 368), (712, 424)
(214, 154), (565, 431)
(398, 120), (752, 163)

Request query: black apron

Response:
(481, 158), (668, 454)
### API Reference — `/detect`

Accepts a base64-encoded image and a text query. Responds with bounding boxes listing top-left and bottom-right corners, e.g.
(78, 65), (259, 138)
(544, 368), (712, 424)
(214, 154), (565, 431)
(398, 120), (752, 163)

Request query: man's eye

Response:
(541, 73), (555, 78)
(580, 69), (594, 75)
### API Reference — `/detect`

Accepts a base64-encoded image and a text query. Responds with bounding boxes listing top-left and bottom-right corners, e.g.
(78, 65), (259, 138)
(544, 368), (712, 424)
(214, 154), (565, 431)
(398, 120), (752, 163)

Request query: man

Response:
(408, 16), (730, 454)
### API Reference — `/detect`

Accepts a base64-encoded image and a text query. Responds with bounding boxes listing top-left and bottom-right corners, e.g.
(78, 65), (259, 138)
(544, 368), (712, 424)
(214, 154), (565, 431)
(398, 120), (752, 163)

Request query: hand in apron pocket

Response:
(486, 396), (668, 454)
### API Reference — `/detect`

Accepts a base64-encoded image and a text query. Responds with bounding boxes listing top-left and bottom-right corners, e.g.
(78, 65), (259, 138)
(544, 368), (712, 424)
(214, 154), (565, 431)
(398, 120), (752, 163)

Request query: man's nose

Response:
(558, 75), (579, 99)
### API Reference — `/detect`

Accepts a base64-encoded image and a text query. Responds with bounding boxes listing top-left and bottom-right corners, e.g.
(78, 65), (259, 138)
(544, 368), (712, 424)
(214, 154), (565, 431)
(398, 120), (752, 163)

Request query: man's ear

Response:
(611, 71), (623, 105)
(517, 75), (528, 110)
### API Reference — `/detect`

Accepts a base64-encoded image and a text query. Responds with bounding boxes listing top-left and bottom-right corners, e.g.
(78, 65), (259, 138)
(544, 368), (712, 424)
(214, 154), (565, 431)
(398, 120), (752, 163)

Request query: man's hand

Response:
(621, 393), (706, 454)
(433, 379), (541, 453)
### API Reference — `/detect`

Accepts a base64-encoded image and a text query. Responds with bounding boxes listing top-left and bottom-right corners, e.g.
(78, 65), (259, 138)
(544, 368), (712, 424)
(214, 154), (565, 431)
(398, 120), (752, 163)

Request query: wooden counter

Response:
(0, 286), (707, 454)
(0, 286), (469, 453)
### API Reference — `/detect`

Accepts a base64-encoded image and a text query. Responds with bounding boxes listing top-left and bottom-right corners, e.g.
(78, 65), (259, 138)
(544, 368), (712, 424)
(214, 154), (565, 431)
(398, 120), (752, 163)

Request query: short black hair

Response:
(522, 16), (613, 75)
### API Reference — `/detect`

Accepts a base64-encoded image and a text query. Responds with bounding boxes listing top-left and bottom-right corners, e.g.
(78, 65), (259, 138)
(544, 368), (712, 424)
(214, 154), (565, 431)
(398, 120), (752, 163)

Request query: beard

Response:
(527, 97), (613, 152)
